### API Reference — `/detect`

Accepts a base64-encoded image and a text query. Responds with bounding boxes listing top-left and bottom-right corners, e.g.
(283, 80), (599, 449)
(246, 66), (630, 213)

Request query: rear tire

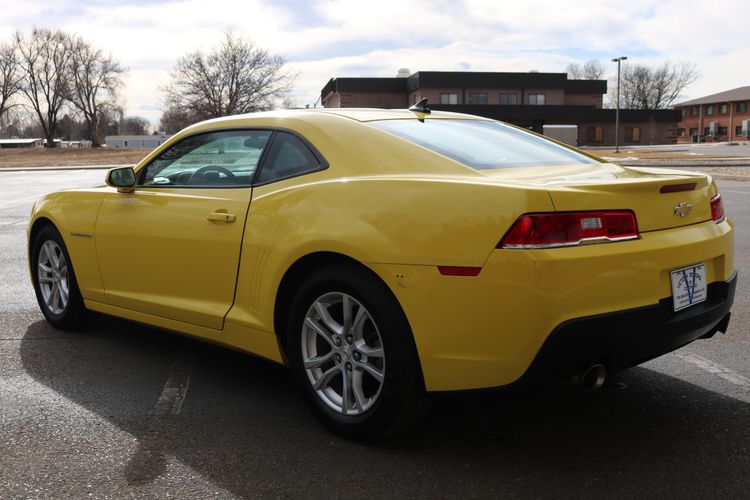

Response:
(285, 263), (427, 440)
(30, 224), (88, 330)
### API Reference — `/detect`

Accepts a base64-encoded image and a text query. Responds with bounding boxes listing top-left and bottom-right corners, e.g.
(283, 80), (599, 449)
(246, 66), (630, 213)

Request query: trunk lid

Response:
(482, 163), (714, 232)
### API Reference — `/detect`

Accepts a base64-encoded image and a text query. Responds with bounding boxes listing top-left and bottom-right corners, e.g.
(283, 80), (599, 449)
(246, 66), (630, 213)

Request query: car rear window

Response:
(369, 119), (598, 170)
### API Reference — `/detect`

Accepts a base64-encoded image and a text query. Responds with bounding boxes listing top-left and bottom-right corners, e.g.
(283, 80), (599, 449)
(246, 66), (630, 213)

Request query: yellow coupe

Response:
(28, 105), (736, 438)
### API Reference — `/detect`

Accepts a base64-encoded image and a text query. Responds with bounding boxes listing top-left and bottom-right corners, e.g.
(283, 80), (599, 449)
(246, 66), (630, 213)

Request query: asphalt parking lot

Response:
(1, 169), (748, 499)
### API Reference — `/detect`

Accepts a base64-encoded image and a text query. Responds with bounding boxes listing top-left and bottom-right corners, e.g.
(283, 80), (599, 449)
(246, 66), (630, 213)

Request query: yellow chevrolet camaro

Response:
(28, 105), (736, 438)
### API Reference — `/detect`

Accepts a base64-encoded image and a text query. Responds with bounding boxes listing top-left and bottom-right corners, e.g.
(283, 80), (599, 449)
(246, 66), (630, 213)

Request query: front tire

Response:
(31, 224), (88, 330)
(285, 264), (427, 440)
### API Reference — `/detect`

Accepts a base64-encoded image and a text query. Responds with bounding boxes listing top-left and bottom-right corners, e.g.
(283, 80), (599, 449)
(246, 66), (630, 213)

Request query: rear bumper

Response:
(519, 271), (737, 386)
(370, 219), (735, 391)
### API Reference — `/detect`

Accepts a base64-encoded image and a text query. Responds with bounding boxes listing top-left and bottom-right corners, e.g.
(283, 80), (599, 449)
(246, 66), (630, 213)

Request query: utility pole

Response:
(612, 56), (627, 152)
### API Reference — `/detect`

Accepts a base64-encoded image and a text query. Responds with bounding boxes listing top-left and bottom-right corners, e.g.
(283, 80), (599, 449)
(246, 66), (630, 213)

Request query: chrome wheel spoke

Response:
(304, 317), (336, 347)
(351, 306), (368, 341)
(50, 282), (60, 311)
(341, 367), (353, 414)
(312, 365), (340, 391)
(304, 350), (334, 369)
(38, 276), (54, 284)
(314, 300), (344, 335)
(352, 371), (368, 411)
(354, 360), (384, 383)
(342, 295), (354, 331)
(38, 262), (53, 274)
(356, 343), (384, 358)
(49, 246), (61, 270)
(59, 281), (69, 303)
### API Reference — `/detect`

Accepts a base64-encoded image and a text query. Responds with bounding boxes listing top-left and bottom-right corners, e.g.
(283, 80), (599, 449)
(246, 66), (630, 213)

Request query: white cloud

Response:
(0, 0), (748, 125)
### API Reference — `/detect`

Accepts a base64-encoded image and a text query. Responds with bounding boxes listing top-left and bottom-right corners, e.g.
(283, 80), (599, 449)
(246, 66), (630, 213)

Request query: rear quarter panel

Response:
(226, 173), (555, 334)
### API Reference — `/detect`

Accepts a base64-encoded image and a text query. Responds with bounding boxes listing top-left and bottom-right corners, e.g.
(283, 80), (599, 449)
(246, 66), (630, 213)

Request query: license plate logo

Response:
(670, 264), (707, 312)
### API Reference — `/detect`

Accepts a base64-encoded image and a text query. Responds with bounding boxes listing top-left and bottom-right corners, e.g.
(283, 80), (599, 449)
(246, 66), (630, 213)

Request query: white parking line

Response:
(721, 190), (750, 194)
(675, 352), (750, 390)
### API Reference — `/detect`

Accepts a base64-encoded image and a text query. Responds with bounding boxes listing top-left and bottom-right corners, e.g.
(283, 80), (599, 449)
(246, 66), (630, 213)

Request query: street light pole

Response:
(612, 56), (627, 153)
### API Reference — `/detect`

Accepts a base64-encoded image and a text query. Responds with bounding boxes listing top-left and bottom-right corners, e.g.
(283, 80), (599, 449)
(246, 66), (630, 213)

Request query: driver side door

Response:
(94, 129), (272, 330)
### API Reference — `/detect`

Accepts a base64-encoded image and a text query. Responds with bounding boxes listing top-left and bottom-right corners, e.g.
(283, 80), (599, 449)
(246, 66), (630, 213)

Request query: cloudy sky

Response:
(1, 0), (748, 125)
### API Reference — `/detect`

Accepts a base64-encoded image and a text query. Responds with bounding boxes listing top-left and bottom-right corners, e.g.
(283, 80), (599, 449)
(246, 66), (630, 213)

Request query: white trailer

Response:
(542, 124), (578, 146)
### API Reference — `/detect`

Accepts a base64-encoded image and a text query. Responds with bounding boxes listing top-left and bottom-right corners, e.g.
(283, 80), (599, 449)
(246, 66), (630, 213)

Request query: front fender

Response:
(29, 189), (108, 302)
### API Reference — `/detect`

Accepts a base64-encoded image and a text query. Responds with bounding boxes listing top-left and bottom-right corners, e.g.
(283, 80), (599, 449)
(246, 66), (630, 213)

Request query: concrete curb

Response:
(616, 160), (750, 168)
(707, 174), (750, 181)
(0, 164), (130, 173)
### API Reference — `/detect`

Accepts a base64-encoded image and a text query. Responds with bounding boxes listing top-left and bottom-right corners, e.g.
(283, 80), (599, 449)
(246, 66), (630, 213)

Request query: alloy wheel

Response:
(301, 292), (386, 416)
(37, 240), (69, 315)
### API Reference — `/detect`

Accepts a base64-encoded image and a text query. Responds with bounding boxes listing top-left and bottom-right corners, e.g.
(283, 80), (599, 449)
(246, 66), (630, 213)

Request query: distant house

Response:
(674, 86), (750, 143)
(105, 134), (169, 149)
(0, 138), (45, 148)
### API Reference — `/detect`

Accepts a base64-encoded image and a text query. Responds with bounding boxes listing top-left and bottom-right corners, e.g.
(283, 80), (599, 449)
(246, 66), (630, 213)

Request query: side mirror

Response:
(106, 167), (136, 193)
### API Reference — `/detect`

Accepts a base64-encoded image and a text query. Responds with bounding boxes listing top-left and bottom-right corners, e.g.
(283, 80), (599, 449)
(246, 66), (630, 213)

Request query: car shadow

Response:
(20, 315), (750, 498)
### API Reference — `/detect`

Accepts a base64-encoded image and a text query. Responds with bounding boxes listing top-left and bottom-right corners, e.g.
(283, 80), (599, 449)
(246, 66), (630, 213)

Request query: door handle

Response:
(206, 211), (236, 223)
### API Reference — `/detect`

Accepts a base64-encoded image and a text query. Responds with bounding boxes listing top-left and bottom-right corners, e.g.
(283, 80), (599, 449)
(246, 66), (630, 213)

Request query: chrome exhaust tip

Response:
(580, 363), (607, 391)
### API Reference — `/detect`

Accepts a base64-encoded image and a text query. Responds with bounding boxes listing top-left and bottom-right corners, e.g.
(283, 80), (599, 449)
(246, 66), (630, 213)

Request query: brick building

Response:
(673, 87), (750, 143)
(321, 71), (681, 146)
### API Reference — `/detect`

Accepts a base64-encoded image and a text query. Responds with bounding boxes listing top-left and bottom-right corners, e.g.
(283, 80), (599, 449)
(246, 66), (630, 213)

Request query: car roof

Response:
(194, 108), (492, 128)
(304, 108), (492, 122)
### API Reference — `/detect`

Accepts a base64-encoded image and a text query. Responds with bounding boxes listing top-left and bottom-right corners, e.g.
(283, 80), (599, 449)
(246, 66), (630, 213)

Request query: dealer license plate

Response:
(670, 263), (707, 312)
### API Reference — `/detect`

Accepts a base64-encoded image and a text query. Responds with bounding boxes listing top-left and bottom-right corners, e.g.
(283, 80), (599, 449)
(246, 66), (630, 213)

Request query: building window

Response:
(689, 127), (698, 137)
(527, 94), (545, 105)
(691, 106), (699, 116)
(704, 127), (710, 136)
(718, 126), (728, 136)
(738, 102), (748, 113)
(499, 93), (518, 105)
(677, 128), (686, 137)
(625, 127), (641, 142)
(440, 93), (458, 104)
(737, 125), (745, 136)
(719, 103), (728, 114)
(587, 126), (604, 143)
(468, 93), (487, 104)
(705, 104), (713, 115)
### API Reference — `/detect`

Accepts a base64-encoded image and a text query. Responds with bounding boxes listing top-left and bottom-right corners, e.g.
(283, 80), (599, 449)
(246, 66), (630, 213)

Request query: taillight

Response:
(710, 193), (725, 223)
(499, 211), (639, 249)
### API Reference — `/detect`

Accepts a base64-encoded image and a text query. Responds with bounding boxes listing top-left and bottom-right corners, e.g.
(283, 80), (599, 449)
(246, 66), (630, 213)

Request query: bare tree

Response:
(15, 28), (72, 147)
(159, 103), (192, 134)
(0, 42), (22, 124)
(610, 61), (698, 110)
(566, 60), (606, 80)
(66, 36), (125, 146)
(163, 30), (296, 121)
(119, 115), (151, 135)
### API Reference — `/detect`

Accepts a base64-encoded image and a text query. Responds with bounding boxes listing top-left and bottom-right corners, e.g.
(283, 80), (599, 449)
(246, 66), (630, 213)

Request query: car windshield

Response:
(369, 119), (598, 170)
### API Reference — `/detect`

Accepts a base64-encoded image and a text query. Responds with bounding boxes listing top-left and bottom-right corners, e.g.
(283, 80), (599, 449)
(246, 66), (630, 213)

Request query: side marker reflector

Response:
(438, 266), (482, 277)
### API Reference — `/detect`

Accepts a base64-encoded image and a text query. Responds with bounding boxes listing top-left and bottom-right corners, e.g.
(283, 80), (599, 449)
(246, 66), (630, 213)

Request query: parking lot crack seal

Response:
(124, 342), (195, 485)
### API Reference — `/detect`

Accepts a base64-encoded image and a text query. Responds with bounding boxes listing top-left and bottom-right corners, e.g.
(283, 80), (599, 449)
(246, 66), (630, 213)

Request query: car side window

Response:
(139, 130), (272, 187)
(255, 132), (322, 184)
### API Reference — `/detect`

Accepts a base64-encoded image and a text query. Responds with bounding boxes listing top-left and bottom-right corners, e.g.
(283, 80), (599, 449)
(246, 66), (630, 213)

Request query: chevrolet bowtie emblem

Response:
(673, 202), (692, 218)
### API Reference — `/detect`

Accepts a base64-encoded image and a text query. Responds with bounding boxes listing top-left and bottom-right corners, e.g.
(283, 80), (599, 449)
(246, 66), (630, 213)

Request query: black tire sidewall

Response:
(31, 225), (86, 329)
(285, 264), (424, 439)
